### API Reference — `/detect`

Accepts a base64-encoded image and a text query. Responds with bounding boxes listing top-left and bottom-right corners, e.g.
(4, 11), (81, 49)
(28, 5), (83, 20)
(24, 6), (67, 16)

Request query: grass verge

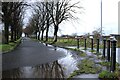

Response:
(69, 59), (102, 78)
(0, 38), (21, 53)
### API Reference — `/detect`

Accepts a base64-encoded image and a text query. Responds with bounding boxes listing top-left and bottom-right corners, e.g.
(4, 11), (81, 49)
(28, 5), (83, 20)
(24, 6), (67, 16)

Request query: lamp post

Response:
(100, 0), (103, 44)
(101, 0), (102, 36)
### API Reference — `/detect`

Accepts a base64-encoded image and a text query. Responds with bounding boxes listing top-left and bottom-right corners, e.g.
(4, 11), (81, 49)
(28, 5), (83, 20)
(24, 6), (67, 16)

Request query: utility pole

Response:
(100, 0), (103, 43)
(101, 0), (102, 37)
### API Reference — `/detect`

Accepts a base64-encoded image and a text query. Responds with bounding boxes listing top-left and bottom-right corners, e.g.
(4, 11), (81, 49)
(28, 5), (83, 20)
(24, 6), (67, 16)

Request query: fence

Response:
(76, 37), (117, 72)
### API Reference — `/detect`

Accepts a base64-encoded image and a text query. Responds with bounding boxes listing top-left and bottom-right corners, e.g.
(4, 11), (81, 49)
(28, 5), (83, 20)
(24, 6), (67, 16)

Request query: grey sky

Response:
(19, 0), (120, 36)
(56, 0), (120, 36)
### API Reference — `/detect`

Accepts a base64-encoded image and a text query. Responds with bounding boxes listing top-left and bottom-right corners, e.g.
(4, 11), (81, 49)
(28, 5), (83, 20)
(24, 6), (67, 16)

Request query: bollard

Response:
(103, 38), (106, 58)
(77, 38), (79, 49)
(97, 39), (99, 54)
(85, 38), (87, 50)
(107, 39), (110, 62)
(54, 46), (57, 51)
(46, 43), (48, 46)
(91, 38), (93, 50)
(110, 39), (117, 72)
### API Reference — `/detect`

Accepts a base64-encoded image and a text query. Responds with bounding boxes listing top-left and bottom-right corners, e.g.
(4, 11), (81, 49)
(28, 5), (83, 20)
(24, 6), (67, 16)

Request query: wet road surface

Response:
(2, 45), (79, 78)
(3, 38), (119, 78)
(2, 37), (66, 71)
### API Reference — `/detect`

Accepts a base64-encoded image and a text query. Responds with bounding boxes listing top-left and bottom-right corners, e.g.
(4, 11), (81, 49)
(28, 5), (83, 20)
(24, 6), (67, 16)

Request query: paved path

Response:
(3, 37), (66, 71)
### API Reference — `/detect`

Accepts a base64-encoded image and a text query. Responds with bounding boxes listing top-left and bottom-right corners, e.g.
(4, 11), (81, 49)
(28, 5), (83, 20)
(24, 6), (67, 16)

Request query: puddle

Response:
(66, 46), (120, 64)
(2, 45), (79, 78)
(2, 44), (120, 78)
(75, 74), (99, 78)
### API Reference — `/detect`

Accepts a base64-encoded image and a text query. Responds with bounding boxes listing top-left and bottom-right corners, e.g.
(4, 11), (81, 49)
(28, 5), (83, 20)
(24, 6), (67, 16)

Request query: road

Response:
(2, 37), (66, 71)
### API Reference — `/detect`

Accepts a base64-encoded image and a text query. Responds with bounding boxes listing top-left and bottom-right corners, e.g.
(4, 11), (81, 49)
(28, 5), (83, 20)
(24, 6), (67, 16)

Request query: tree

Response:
(34, 2), (47, 41)
(92, 28), (101, 42)
(2, 2), (11, 44)
(26, 0), (81, 42)
(45, 0), (82, 43)
(26, 13), (39, 39)
(45, 2), (52, 42)
(2, 2), (26, 43)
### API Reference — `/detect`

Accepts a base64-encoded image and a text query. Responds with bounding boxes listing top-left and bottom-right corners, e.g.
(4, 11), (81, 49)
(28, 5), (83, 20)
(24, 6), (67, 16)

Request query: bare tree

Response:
(26, 0), (82, 42)
(2, 2), (26, 43)
(45, 0), (82, 43)
(45, 2), (53, 42)
(31, 2), (48, 41)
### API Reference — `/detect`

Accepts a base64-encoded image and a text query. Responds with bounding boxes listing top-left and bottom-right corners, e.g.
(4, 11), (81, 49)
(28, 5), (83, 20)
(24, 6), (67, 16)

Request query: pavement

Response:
(2, 37), (66, 71)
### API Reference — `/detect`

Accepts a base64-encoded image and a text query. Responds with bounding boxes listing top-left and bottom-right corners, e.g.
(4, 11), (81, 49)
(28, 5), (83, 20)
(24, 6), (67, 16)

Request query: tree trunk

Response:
(38, 31), (41, 40)
(14, 29), (17, 41)
(17, 29), (19, 39)
(45, 19), (49, 42)
(41, 30), (44, 41)
(10, 20), (15, 42)
(53, 25), (58, 43)
(11, 26), (14, 42)
(4, 21), (9, 44)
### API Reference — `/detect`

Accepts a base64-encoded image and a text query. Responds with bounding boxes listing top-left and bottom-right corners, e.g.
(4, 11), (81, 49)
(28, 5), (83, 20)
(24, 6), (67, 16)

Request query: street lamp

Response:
(101, 0), (102, 36)
(100, 0), (103, 44)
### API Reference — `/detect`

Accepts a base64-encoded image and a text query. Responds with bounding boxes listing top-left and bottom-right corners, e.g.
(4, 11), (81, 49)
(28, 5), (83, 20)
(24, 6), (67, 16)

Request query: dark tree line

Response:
(24, 0), (82, 43)
(1, 2), (26, 44)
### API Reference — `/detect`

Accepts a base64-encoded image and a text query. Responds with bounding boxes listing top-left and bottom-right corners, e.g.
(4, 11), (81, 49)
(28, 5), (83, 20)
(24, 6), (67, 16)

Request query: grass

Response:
(32, 37), (120, 78)
(69, 59), (102, 78)
(99, 70), (120, 79)
(98, 61), (111, 66)
(117, 41), (120, 48)
(79, 52), (87, 57)
(89, 49), (96, 53)
(32, 37), (120, 48)
(98, 61), (120, 79)
(68, 70), (81, 78)
(0, 38), (21, 53)
(32, 38), (106, 49)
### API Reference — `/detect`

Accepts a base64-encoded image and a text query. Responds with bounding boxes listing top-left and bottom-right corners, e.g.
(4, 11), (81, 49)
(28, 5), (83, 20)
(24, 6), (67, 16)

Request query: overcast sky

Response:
(22, 0), (120, 36)
(55, 0), (120, 36)
(0, 0), (120, 36)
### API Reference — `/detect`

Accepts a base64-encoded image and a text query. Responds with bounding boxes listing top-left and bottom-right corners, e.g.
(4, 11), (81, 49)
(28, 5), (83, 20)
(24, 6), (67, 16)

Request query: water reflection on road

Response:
(2, 46), (79, 78)
(67, 46), (120, 64)
(3, 61), (64, 78)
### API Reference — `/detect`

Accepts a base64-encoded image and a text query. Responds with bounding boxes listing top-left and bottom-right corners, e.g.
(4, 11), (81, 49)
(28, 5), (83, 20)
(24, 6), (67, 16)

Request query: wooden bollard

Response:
(103, 38), (106, 58)
(110, 39), (117, 72)
(84, 38), (87, 50)
(91, 38), (93, 50)
(107, 39), (110, 62)
(77, 38), (79, 49)
(97, 39), (99, 54)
